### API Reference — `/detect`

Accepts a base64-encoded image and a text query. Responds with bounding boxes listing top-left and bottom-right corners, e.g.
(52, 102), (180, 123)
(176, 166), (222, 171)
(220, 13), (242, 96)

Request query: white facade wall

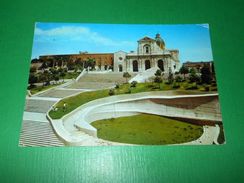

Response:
(114, 51), (127, 72)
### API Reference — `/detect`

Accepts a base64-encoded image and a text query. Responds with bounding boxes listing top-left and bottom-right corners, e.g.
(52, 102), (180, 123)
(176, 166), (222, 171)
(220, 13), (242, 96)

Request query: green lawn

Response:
(63, 72), (81, 79)
(49, 82), (215, 119)
(91, 114), (203, 145)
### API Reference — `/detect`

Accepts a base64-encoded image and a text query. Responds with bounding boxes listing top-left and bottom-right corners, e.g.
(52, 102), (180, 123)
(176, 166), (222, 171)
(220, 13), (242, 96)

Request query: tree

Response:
(201, 64), (212, 84)
(189, 68), (200, 83)
(39, 73), (46, 86)
(29, 66), (37, 73)
(49, 67), (58, 75)
(154, 76), (162, 88)
(39, 61), (48, 70)
(59, 70), (66, 82)
(123, 72), (131, 83)
(67, 61), (75, 70)
(85, 58), (96, 72)
(75, 58), (83, 70)
(54, 74), (60, 84)
(43, 70), (52, 85)
(167, 68), (174, 84)
(211, 62), (216, 81)
(175, 75), (183, 82)
(179, 65), (189, 79)
(31, 58), (39, 64)
(28, 73), (37, 87)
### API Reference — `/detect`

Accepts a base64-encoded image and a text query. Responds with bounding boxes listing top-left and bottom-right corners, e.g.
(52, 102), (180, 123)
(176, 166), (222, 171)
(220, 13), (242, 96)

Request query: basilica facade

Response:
(114, 33), (180, 74)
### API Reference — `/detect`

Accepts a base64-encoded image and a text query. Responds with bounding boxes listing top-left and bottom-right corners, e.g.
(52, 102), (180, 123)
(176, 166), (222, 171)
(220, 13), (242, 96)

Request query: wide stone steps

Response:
(19, 120), (65, 147)
(78, 73), (136, 83)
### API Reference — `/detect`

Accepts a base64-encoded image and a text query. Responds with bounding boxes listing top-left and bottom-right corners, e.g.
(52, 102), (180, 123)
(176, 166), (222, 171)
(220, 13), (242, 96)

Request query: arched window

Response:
(143, 44), (151, 54)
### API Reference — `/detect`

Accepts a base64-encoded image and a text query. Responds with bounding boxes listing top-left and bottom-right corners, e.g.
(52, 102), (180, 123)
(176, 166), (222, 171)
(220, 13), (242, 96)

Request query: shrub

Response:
(27, 84), (36, 89)
(185, 83), (198, 90)
(204, 86), (210, 91)
(189, 74), (200, 83)
(154, 69), (162, 77)
(210, 86), (217, 91)
(108, 89), (115, 96)
(211, 81), (217, 87)
(126, 88), (132, 94)
(175, 75), (183, 82)
(115, 83), (120, 89)
(172, 82), (180, 89)
(152, 85), (160, 89)
(201, 64), (212, 84)
(54, 75), (60, 83)
(131, 81), (138, 87)
(154, 76), (162, 83)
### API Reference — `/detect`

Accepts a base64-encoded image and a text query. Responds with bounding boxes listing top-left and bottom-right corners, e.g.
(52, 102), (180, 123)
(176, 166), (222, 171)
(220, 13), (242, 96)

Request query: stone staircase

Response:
(67, 72), (136, 90)
(19, 120), (65, 147)
(77, 72), (128, 83)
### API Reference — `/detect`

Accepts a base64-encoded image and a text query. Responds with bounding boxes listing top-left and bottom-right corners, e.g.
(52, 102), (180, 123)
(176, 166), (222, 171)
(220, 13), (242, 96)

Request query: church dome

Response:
(155, 33), (165, 50)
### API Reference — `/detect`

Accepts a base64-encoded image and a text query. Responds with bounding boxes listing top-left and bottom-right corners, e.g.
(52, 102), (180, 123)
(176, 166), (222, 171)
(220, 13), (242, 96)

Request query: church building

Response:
(113, 33), (180, 73)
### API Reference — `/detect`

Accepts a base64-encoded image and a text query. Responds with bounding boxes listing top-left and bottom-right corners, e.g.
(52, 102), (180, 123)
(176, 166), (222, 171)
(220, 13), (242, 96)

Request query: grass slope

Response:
(49, 82), (214, 119)
(30, 84), (60, 95)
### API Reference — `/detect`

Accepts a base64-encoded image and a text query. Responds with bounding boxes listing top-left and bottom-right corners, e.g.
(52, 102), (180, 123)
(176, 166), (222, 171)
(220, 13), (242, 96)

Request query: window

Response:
(144, 44), (150, 54)
(146, 47), (149, 53)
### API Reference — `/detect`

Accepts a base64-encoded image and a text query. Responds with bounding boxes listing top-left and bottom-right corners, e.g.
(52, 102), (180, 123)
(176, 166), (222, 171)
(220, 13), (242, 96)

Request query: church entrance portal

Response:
(157, 60), (164, 71)
(133, 60), (138, 72)
(119, 65), (123, 72)
(145, 60), (151, 70)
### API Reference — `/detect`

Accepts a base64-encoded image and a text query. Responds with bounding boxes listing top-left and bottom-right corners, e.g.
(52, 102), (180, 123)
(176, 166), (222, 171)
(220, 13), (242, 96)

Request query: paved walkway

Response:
(36, 89), (82, 98)
(23, 112), (48, 122)
(27, 96), (61, 101)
